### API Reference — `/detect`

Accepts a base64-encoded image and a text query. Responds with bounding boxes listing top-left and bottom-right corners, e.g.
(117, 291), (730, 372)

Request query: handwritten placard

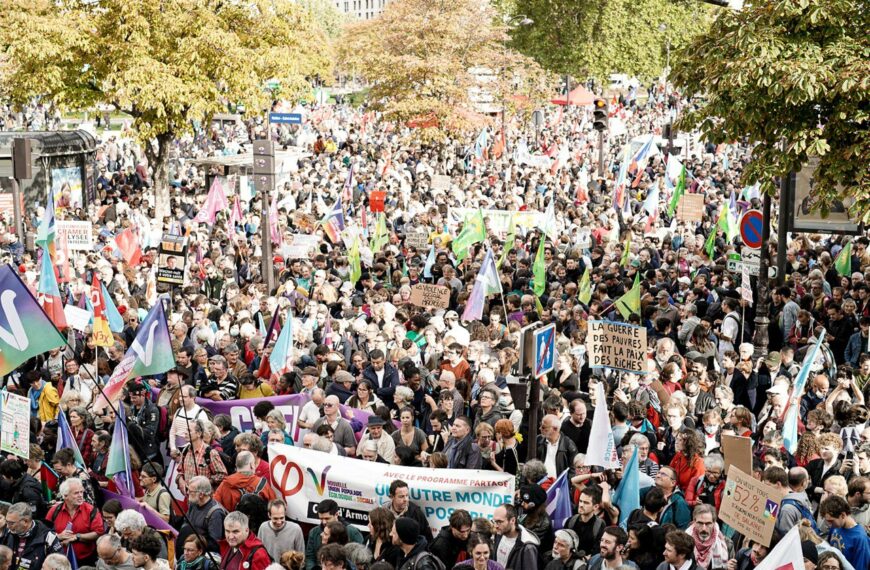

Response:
(677, 193), (705, 222)
(586, 320), (648, 374)
(410, 284), (451, 310)
(720, 465), (785, 547)
(405, 228), (430, 251)
(721, 434), (753, 477)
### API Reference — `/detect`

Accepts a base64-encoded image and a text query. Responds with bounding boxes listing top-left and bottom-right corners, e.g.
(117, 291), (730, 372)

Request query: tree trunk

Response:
(146, 133), (173, 220)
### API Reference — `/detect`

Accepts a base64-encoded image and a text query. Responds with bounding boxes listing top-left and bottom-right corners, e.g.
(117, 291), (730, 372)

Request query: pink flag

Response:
(229, 196), (243, 237)
(114, 228), (142, 266)
(194, 178), (228, 224)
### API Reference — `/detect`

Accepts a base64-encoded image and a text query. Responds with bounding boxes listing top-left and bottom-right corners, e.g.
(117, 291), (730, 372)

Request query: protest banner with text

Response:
(720, 465), (785, 547)
(586, 320), (648, 374)
(268, 443), (514, 534)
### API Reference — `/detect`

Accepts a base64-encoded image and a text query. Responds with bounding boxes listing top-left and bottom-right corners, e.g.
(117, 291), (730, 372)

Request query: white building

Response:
(334, 0), (389, 20)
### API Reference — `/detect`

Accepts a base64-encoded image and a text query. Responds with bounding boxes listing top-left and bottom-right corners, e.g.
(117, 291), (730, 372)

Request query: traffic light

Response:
(593, 98), (608, 132)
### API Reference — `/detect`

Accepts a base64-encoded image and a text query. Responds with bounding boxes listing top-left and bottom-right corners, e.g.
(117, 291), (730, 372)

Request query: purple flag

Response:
(102, 489), (178, 536)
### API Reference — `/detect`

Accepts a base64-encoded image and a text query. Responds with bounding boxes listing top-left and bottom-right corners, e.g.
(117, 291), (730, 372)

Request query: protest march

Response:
(0, 71), (869, 570)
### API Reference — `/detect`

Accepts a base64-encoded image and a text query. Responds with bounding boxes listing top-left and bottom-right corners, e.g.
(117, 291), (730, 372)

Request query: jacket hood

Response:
(518, 525), (541, 546)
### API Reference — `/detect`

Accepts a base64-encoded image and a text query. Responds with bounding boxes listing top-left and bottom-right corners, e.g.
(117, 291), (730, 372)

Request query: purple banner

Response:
(195, 393), (379, 440)
(103, 489), (179, 536)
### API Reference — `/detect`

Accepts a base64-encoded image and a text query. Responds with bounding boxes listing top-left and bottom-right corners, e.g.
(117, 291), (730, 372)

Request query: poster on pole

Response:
(676, 193), (705, 222)
(790, 158), (861, 234)
(156, 234), (187, 285)
(56, 220), (94, 251)
(282, 234), (320, 259)
(51, 166), (83, 210)
(268, 443), (514, 535)
(720, 465), (785, 547)
(410, 284), (451, 310)
(1, 391), (30, 459)
(586, 320), (648, 374)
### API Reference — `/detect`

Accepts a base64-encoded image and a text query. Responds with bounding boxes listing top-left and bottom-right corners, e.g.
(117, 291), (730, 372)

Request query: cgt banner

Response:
(268, 443), (514, 534)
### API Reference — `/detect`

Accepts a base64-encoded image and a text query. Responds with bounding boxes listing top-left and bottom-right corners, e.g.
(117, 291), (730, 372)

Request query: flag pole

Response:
(69, 350), (221, 569)
(486, 238), (510, 326)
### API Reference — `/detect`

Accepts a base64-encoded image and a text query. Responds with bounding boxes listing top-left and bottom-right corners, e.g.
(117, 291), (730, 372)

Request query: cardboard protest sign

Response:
(293, 211), (317, 233)
(677, 193), (705, 222)
(410, 284), (451, 309)
(431, 174), (451, 191)
(586, 320), (648, 374)
(1, 392), (30, 459)
(156, 234), (186, 285)
(720, 465), (785, 547)
(721, 434), (753, 477)
(405, 228), (430, 251)
(56, 220), (94, 251)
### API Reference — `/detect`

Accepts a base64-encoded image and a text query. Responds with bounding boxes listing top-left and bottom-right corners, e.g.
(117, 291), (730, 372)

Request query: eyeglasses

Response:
(324, 403), (336, 408)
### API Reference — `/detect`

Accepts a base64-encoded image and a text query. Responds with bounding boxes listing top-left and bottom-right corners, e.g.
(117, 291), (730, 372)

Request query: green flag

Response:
(533, 238), (547, 297)
(717, 203), (738, 242)
(349, 237), (361, 285)
(497, 215), (516, 269)
(535, 296), (544, 316)
(667, 165), (686, 217)
(835, 242), (852, 276)
(620, 233), (632, 267)
(704, 228), (717, 259)
(370, 213), (389, 253)
(614, 274), (641, 319)
(452, 210), (486, 262)
(578, 267), (592, 305)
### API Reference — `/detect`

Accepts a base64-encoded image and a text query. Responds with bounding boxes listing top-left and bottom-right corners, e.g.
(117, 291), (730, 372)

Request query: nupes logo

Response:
(0, 290), (29, 351)
(131, 320), (160, 368)
(270, 455), (332, 497)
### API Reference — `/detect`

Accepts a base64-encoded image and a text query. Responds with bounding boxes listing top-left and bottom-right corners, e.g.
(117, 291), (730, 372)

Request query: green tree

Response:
(0, 0), (331, 216)
(339, 0), (551, 138)
(671, 0), (869, 221)
(509, 0), (710, 82)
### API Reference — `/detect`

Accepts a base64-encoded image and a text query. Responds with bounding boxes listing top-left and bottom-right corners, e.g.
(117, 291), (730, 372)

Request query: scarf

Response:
(30, 384), (44, 414)
(690, 522), (729, 569)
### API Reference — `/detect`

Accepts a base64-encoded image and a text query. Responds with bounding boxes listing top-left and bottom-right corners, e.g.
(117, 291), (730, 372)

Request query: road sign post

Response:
(739, 210), (763, 250)
(533, 323), (556, 378)
(268, 112), (302, 125)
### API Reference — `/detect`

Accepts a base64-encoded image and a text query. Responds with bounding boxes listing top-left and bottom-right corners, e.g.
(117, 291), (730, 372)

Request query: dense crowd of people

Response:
(0, 79), (869, 570)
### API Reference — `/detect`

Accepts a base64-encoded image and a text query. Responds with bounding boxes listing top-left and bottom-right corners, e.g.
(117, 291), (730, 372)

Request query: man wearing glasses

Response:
(95, 535), (135, 570)
(1, 502), (63, 570)
(312, 396), (357, 456)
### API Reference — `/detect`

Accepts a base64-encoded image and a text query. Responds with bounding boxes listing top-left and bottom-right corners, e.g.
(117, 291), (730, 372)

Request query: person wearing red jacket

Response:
(219, 512), (272, 570)
(685, 455), (726, 511)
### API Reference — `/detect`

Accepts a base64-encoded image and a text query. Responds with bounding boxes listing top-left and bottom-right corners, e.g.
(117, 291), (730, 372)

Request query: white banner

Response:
(268, 443), (515, 534)
(448, 208), (543, 237)
(56, 220), (94, 250)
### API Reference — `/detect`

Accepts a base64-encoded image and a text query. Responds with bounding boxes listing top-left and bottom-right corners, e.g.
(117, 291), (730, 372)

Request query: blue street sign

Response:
(533, 324), (556, 378)
(269, 112), (302, 125)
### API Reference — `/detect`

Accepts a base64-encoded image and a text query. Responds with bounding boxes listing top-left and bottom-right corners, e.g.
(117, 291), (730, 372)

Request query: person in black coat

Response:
(2, 502), (64, 570)
(430, 510), (473, 568)
(536, 415), (578, 477)
(0, 459), (47, 519)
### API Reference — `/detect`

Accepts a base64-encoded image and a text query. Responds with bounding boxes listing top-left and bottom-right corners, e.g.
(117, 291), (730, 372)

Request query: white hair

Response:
(114, 510), (147, 533)
(58, 477), (83, 498)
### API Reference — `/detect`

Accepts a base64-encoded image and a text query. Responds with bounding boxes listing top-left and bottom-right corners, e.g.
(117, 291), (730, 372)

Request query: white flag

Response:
(754, 526), (803, 570)
(585, 382), (621, 469)
(538, 198), (557, 241)
(741, 266), (753, 302)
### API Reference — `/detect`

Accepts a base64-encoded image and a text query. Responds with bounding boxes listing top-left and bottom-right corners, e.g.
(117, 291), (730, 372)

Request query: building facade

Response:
(334, 0), (389, 20)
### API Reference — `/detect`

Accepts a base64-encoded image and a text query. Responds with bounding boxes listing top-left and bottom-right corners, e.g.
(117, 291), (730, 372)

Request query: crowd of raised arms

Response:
(0, 83), (869, 570)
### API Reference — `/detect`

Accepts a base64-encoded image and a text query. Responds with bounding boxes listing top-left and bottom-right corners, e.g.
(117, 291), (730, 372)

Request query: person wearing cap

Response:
(127, 381), (161, 463)
(325, 370), (356, 403)
(357, 415), (396, 463)
(391, 517), (440, 570)
(519, 483), (552, 554)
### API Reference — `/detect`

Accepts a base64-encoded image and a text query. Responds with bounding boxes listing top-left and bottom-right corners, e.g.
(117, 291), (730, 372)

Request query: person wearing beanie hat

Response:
(391, 517), (439, 570)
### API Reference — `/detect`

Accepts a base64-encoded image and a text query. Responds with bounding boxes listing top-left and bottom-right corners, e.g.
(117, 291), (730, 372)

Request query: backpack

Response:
(780, 498), (821, 534)
(238, 477), (268, 503)
(409, 551), (446, 570)
(157, 405), (170, 442)
(564, 513), (605, 544)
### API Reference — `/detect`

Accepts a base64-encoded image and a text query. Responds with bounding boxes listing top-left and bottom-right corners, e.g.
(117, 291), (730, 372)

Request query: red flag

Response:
(115, 228), (142, 266)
